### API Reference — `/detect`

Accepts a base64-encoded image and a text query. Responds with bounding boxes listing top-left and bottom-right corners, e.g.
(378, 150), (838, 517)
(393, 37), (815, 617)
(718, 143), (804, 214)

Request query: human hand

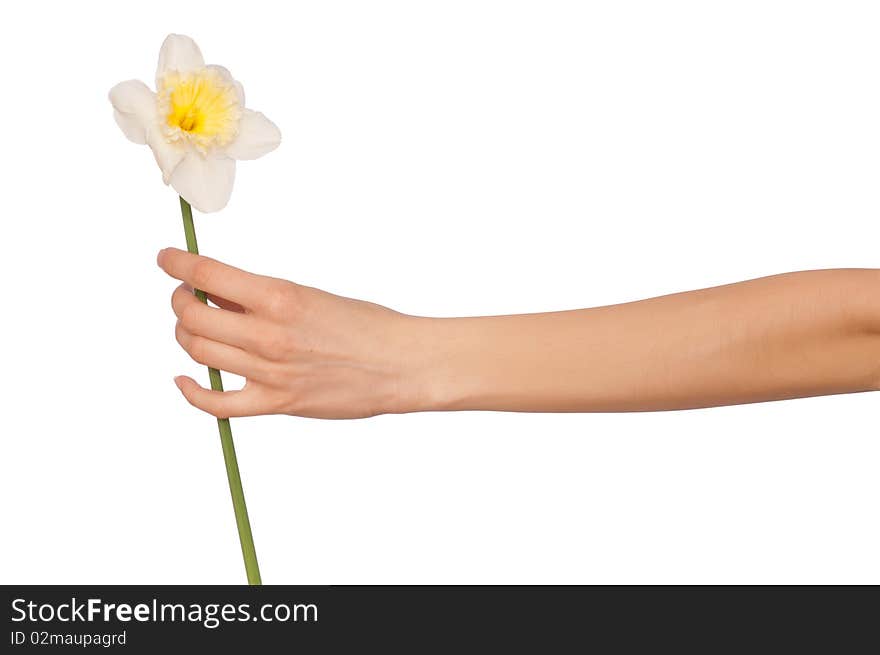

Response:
(158, 248), (432, 419)
(159, 250), (880, 418)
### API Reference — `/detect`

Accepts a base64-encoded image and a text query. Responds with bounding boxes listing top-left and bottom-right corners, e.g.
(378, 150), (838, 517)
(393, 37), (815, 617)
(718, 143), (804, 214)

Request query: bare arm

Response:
(419, 269), (880, 412)
(157, 248), (880, 418)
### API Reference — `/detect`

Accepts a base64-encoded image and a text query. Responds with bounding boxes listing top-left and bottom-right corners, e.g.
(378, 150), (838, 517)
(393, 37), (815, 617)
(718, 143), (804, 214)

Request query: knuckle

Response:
(258, 363), (288, 388)
(188, 337), (209, 365)
(180, 386), (198, 407)
(174, 322), (188, 347)
(179, 303), (201, 330)
(171, 286), (187, 315)
(261, 329), (298, 360)
(191, 260), (216, 290)
(184, 388), (221, 417)
(262, 282), (296, 316)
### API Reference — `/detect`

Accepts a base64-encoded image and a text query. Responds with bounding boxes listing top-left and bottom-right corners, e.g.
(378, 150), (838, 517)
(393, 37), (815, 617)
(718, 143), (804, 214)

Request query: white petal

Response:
(170, 153), (236, 213)
(146, 129), (186, 183)
(206, 64), (245, 105)
(108, 80), (156, 144)
(225, 110), (281, 160)
(156, 34), (205, 83)
(112, 110), (147, 144)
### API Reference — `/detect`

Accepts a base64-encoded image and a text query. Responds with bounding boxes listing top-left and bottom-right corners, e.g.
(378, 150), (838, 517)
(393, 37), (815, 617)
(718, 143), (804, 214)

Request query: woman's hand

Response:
(157, 247), (432, 419)
(160, 247), (880, 418)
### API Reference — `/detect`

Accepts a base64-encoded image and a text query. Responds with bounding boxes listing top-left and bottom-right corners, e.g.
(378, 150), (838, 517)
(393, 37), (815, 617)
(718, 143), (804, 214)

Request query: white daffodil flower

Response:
(109, 34), (281, 212)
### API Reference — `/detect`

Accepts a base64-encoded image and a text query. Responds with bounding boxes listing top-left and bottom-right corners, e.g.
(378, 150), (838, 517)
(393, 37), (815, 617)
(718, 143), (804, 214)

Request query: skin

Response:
(157, 247), (880, 419)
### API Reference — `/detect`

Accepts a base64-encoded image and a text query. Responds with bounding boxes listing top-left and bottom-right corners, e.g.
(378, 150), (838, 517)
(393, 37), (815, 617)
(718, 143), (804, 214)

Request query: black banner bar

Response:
(1, 586), (875, 652)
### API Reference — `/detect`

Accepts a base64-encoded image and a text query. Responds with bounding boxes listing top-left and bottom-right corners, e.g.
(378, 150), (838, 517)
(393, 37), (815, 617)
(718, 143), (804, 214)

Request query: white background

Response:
(1, 1), (878, 584)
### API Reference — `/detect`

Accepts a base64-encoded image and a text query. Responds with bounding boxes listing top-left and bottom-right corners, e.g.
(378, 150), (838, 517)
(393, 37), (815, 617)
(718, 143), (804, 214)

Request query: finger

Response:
(176, 322), (269, 380)
(182, 283), (245, 313)
(158, 247), (267, 310)
(172, 285), (263, 349)
(174, 376), (263, 418)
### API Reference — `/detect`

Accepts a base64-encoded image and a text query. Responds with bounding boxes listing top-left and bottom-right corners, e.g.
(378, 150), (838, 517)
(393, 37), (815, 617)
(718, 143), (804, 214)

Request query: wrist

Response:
(392, 315), (483, 414)
(401, 315), (513, 414)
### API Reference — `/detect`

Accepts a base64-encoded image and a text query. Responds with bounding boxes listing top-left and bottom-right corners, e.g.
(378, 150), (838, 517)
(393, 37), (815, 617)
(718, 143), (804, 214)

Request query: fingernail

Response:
(173, 376), (184, 389)
(157, 248), (167, 266)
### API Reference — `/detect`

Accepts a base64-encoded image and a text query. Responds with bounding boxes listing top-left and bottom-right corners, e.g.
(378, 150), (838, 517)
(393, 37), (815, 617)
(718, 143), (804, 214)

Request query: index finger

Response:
(157, 248), (266, 310)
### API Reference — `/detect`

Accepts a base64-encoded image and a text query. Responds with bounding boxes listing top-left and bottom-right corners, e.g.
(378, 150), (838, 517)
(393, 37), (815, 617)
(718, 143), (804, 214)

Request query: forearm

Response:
(409, 269), (880, 412)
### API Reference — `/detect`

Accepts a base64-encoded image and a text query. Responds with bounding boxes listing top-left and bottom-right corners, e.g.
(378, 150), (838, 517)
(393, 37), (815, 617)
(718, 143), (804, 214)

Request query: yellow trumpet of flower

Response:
(109, 34), (280, 584)
(109, 34), (281, 212)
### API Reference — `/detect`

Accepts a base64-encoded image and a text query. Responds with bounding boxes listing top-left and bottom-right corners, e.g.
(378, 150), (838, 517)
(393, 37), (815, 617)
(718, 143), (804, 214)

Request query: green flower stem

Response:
(179, 196), (262, 586)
